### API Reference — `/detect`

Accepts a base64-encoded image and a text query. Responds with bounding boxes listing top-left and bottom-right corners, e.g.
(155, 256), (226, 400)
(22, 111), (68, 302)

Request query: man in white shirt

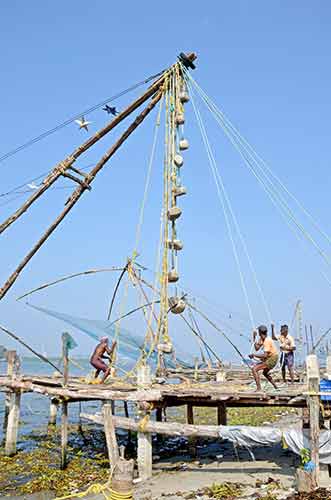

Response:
(272, 324), (295, 384)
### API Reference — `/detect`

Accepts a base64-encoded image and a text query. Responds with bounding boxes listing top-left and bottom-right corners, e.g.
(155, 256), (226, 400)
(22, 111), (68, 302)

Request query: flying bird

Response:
(75, 116), (91, 132)
(27, 182), (39, 190)
(102, 105), (119, 116)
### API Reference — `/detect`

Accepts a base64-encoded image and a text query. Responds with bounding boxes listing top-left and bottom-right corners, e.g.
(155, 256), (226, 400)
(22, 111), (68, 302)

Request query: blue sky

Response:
(1, 1), (331, 362)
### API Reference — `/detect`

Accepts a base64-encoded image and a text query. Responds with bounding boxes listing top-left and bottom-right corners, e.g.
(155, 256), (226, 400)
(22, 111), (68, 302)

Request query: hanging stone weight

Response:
(158, 342), (173, 354)
(174, 154), (184, 168)
(176, 113), (185, 126)
(167, 239), (183, 251)
(168, 269), (179, 283)
(169, 296), (186, 314)
(173, 186), (187, 197)
(180, 91), (190, 103)
(179, 139), (189, 151)
(168, 206), (182, 221)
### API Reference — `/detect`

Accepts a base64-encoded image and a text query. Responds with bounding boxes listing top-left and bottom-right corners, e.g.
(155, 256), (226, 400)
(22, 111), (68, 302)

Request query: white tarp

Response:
(219, 425), (331, 464)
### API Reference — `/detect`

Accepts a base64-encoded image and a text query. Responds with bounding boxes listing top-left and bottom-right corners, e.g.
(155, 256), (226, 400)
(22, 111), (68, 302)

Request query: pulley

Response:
(179, 139), (189, 151)
(174, 154), (184, 167)
(173, 186), (187, 197)
(167, 239), (183, 251)
(168, 269), (179, 283)
(169, 296), (186, 314)
(168, 206), (182, 221)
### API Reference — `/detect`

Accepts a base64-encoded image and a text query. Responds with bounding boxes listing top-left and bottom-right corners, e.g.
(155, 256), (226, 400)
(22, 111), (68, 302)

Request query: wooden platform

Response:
(0, 373), (310, 407)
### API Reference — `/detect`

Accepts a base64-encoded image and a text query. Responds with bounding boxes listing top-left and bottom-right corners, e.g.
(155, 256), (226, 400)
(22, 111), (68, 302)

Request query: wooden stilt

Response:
(60, 401), (68, 470)
(306, 354), (320, 488)
(5, 390), (21, 456)
(137, 364), (153, 480)
(187, 403), (196, 457)
(103, 404), (119, 467)
(124, 401), (132, 446)
(2, 351), (17, 443)
(217, 403), (227, 426)
(48, 398), (58, 426)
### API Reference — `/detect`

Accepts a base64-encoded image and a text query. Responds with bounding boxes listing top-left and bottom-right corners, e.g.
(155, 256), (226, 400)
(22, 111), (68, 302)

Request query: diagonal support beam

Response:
(0, 71), (169, 235)
(0, 90), (164, 301)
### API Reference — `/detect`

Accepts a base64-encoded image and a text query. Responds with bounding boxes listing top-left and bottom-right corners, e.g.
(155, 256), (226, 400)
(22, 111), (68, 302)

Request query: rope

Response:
(0, 70), (165, 167)
(186, 74), (256, 330)
(54, 482), (133, 500)
(132, 95), (164, 258)
(184, 67), (331, 272)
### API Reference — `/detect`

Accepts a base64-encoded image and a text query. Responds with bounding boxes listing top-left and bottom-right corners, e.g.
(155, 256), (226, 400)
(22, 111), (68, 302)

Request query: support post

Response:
(306, 354), (320, 488)
(60, 401), (68, 470)
(187, 403), (197, 457)
(3, 350), (17, 441)
(217, 403), (227, 426)
(4, 351), (21, 455)
(60, 333), (69, 469)
(5, 391), (21, 456)
(124, 401), (132, 447)
(111, 458), (134, 498)
(137, 364), (152, 481)
(48, 398), (58, 426)
(103, 404), (119, 467)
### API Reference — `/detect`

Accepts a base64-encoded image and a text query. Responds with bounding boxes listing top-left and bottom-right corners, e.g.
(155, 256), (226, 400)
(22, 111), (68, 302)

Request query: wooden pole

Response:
(4, 351), (21, 456)
(306, 354), (320, 488)
(2, 350), (17, 442)
(81, 412), (223, 438)
(0, 90), (164, 301)
(48, 398), (58, 426)
(217, 403), (227, 426)
(111, 458), (134, 498)
(137, 364), (152, 480)
(103, 404), (119, 467)
(124, 401), (132, 447)
(187, 403), (197, 457)
(0, 71), (168, 236)
(60, 333), (69, 469)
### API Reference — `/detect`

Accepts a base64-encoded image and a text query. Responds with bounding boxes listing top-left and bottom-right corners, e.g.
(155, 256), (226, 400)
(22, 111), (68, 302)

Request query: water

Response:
(0, 357), (109, 446)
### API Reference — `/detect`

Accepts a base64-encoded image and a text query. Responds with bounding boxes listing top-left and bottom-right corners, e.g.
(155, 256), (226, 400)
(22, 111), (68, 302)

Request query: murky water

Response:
(0, 357), (119, 447)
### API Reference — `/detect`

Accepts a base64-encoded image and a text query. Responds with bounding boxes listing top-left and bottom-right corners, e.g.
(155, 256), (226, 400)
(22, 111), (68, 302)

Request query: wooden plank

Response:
(103, 404), (119, 467)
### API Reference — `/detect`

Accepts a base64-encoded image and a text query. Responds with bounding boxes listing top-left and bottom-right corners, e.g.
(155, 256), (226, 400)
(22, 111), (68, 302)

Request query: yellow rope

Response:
(137, 413), (150, 432)
(54, 482), (133, 500)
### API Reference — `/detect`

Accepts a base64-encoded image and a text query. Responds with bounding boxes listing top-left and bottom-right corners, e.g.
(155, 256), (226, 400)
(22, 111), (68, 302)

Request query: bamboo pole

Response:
(306, 354), (320, 488)
(60, 333), (69, 469)
(0, 90), (164, 300)
(0, 71), (169, 236)
(0, 324), (62, 374)
(81, 412), (221, 438)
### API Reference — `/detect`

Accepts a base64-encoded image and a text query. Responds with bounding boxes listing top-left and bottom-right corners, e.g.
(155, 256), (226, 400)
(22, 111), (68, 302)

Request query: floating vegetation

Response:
(204, 482), (242, 499)
(0, 424), (110, 495)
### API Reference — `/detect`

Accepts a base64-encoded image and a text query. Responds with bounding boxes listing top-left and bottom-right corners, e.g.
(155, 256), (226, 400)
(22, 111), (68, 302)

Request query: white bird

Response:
(75, 116), (92, 132)
(27, 182), (39, 190)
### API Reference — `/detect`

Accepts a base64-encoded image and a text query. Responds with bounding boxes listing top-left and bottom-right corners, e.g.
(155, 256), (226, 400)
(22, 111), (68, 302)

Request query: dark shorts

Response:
(281, 352), (294, 369)
(91, 358), (108, 372)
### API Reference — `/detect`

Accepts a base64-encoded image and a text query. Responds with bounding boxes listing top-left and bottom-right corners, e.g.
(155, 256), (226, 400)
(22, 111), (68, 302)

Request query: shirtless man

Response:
(249, 325), (279, 391)
(272, 324), (296, 384)
(90, 337), (117, 384)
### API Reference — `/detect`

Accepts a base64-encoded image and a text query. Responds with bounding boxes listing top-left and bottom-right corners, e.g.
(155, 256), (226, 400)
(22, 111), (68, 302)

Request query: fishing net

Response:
(28, 304), (193, 371)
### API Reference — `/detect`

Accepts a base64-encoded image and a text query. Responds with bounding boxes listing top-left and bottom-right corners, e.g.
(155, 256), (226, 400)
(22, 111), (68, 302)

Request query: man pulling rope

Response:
(90, 337), (117, 384)
(249, 325), (279, 391)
